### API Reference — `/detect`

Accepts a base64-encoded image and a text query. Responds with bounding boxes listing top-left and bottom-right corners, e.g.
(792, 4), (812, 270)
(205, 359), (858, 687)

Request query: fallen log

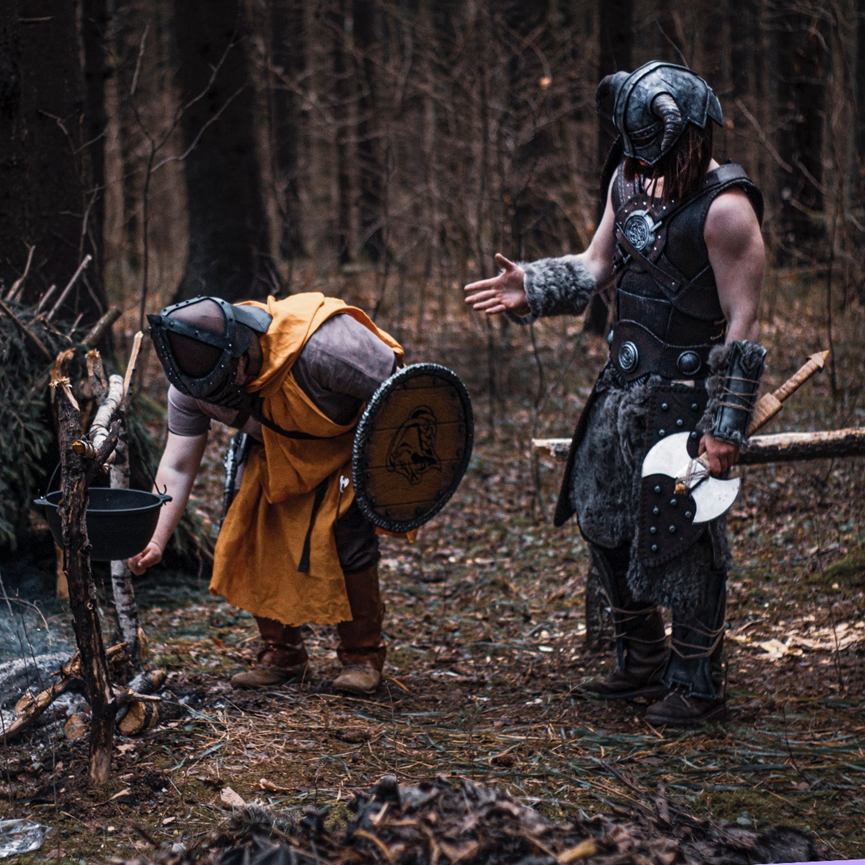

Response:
(0, 643), (129, 742)
(533, 427), (865, 464)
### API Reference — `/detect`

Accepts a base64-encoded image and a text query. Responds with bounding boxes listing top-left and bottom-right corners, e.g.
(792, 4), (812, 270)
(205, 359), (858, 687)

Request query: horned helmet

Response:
(147, 296), (272, 408)
(595, 61), (723, 166)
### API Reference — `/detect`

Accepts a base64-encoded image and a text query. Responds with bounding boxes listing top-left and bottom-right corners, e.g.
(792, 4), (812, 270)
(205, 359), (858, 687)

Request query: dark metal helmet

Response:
(146, 296), (272, 408)
(596, 61), (723, 165)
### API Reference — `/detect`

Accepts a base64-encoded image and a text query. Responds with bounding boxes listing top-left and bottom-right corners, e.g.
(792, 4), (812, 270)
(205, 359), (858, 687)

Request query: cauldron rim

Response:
(35, 488), (171, 513)
(33, 488), (172, 561)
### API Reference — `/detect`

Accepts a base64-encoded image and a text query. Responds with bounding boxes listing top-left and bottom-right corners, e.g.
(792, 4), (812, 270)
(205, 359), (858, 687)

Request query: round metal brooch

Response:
(623, 210), (658, 251)
(618, 340), (640, 373)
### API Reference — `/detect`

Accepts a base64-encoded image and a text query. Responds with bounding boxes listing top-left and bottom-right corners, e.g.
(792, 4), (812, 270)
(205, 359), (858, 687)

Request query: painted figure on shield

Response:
(465, 62), (767, 725)
(129, 293), (404, 696)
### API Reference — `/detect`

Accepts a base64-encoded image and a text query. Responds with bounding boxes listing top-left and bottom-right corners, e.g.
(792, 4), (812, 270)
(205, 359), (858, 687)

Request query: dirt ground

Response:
(1, 278), (864, 862)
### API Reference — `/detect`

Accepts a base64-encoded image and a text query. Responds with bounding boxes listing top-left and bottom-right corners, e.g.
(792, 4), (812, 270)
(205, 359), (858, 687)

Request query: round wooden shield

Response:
(352, 363), (473, 533)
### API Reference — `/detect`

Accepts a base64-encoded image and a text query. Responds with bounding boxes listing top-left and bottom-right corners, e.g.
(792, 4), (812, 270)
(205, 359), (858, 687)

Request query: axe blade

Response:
(642, 432), (741, 524)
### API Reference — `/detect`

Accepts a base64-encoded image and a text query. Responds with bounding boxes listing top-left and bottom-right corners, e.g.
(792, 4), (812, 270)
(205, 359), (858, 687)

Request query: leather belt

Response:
(609, 321), (718, 383)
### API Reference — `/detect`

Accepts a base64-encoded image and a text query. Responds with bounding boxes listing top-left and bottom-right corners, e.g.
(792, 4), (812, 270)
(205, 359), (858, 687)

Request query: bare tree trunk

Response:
(330, 0), (352, 267)
(269, 0), (305, 261)
(353, 0), (385, 263)
(54, 375), (117, 785)
(82, 0), (110, 316)
(858, 0), (865, 164)
(775, 7), (828, 260)
(0, 0), (107, 321)
(171, 0), (273, 301)
(584, 0), (633, 336)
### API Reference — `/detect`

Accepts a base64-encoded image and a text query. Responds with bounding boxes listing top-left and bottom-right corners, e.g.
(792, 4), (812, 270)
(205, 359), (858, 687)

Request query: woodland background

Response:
(1, 0), (863, 340)
(1, 0), (865, 861)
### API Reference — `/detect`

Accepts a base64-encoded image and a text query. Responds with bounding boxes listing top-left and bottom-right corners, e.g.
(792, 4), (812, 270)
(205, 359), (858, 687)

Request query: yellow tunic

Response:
(210, 293), (403, 626)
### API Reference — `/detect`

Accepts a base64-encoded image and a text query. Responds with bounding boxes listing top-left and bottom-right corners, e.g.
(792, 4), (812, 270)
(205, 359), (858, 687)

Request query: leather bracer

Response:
(699, 340), (767, 447)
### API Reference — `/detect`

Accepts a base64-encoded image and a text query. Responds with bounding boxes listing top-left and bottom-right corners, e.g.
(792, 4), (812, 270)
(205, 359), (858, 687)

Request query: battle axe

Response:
(641, 350), (838, 523)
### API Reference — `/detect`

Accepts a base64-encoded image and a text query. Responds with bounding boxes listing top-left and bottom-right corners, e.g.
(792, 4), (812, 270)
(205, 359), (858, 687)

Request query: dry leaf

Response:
(221, 786), (245, 808)
(558, 839), (599, 863)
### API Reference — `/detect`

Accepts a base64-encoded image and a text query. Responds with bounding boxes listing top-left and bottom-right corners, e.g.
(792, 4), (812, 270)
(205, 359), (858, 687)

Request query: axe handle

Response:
(747, 392), (783, 436)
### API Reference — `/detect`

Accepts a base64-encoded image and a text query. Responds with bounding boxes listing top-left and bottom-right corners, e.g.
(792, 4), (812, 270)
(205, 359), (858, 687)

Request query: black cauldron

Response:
(34, 488), (172, 562)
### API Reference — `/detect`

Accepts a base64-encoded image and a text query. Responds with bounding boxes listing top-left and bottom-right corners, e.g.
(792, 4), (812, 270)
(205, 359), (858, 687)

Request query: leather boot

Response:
(334, 565), (386, 695)
(231, 617), (310, 689)
(581, 545), (669, 701)
(645, 567), (727, 726)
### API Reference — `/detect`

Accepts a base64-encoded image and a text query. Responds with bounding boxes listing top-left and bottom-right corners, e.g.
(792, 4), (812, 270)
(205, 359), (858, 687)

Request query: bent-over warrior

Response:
(129, 293), (405, 696)
(465, 61), (767, 725)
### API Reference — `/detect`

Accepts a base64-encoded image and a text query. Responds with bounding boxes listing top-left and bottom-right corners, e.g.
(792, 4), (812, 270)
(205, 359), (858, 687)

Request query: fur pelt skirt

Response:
(568, 366), (732, 614)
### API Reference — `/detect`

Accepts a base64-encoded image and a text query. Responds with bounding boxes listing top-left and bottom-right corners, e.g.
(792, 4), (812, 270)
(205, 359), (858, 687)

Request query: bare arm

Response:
(127, 431), (208, 575)
(706, 188), (764, 342)
(464, 177), (618, 317)
(700, 188), (765, 474)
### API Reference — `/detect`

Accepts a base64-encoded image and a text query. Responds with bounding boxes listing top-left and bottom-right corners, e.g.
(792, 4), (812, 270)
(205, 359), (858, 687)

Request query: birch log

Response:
(111, 334), (144, 661)
(110, 433), (140, 660)
(533, 428), (865, 464)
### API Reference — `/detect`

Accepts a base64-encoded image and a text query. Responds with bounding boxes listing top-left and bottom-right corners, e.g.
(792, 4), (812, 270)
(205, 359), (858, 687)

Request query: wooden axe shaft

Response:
(747, 349), (830, 436)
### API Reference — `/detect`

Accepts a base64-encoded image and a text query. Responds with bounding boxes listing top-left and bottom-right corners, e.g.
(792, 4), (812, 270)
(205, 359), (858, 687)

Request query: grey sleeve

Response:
(167, 386), (211, 436)
(507, 255), (597, 325)
(292, 314), (398, 425)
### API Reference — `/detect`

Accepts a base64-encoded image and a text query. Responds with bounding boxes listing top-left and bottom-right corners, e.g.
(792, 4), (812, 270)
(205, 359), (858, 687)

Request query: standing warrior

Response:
(129, 293), (404, 696)
(465, 62), (767, 725)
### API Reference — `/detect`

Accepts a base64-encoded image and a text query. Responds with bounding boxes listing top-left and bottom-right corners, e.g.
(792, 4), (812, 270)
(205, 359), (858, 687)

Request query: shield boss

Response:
(352, 363), (473, 532)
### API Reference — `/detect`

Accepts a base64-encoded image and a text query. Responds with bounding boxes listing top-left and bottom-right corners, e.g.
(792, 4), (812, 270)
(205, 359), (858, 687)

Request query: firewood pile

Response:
(113, 774), (823, 865)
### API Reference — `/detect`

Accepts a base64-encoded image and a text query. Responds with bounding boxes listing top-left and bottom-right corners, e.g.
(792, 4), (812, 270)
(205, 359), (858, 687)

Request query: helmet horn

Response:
(651, 92), (683, 155)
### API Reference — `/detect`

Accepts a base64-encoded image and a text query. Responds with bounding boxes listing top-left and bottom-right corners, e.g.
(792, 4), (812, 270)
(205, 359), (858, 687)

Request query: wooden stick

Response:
(5, 244), (35, 301)
(81, 308), (121, 349)
(53, 352), (118, 784)
(122, 332), (143, 404)
(45, 254), (92, 322)
(0, 298), (52, 359)
(86, 349), (109, 401)
(35, 284), (57, 315)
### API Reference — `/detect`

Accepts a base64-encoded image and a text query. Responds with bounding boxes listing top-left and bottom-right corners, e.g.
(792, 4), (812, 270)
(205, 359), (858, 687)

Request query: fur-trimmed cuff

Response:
(519, 255), (596, 319)
(697, 340), (767, 448)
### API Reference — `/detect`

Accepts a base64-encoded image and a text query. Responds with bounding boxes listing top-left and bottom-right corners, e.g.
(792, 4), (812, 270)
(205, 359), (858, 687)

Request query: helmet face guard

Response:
(147, 296), (272, 406)
(596, 61), (723, 166)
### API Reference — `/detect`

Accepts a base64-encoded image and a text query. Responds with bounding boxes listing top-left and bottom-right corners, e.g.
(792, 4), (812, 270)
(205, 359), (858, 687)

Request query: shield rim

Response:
(352, 362), (474, 533)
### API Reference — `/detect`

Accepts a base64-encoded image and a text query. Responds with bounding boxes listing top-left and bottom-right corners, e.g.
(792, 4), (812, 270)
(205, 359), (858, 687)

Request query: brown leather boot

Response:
(645, 567), (727, 726)
(334, 565), (386, 695)
(581, 603), (669, 700)
(580, 545), (669, 702)
(231, 617), (310, 689)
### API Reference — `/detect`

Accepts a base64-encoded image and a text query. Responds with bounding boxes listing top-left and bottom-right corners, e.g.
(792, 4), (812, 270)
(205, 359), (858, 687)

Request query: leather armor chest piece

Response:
(608, 163), (762, 383)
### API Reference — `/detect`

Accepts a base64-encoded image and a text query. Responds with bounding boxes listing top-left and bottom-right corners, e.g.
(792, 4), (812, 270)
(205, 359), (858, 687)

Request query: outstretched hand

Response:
(464, 253), (531, 317)
(128, 541), (163, 576)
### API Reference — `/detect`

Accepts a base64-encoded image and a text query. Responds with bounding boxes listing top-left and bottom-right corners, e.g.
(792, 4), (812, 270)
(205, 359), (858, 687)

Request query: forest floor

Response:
(1, 274), (864, 862)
